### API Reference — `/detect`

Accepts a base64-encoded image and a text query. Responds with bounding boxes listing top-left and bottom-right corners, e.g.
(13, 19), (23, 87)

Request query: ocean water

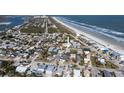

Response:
(1, 15), (124, 41)
(60, 15), (124, 32)
(0, 16), (25, 32)
(58, 15), (124, 41)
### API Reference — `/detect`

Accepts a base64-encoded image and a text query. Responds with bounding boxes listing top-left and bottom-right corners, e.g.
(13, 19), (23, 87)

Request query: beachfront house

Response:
(100, 47), (109, 53)
(110, 51), (120, 60)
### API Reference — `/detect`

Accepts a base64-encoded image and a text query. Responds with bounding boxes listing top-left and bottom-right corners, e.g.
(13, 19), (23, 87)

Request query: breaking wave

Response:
(57, 17), (124, 42)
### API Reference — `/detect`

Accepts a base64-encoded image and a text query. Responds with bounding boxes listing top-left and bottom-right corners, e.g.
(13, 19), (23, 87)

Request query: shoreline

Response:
(52, 17), (124, 55)
(0, 16), (26, 33)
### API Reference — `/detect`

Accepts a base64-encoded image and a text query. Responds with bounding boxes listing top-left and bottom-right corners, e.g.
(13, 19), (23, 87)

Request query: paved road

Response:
(0, 56), (13, 62)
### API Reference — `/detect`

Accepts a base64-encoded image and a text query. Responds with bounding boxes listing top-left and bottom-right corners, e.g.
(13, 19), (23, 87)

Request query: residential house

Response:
(45, 65), (55, 76)
(84, 69), (91, 77)
(73, 69), (81, 77)
(55, 66), (64, 76)
(16, 65), (29, 73)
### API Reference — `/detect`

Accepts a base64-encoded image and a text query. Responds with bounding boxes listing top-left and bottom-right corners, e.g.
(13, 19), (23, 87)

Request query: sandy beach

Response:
(52, 17), (124, 55)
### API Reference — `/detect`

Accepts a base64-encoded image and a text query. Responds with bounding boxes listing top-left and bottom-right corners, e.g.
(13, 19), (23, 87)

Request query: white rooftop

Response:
(16, 65), (28, 73)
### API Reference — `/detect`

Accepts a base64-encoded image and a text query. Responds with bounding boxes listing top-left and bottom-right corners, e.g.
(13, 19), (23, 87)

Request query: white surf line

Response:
(0, 22), (11, 25)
